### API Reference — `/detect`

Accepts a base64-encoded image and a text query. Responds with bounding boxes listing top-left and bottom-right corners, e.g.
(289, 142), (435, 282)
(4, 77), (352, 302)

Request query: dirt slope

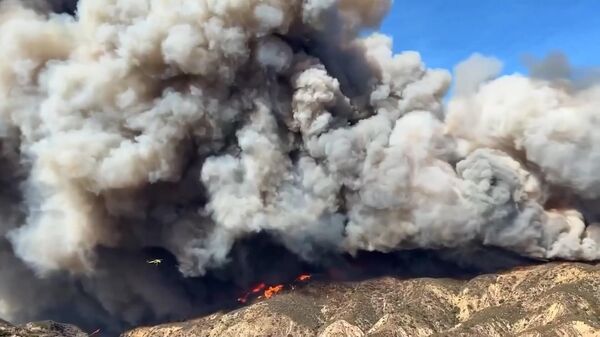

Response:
(123, 263), (600, 337)
(0, 320), (87, 337)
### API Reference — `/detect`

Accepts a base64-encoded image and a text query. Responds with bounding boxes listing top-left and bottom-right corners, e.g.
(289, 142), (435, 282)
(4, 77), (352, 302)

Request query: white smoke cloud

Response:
(447, 55), (600, 260)
(0, 0), (599, 332)
(453, 53), (502, 96)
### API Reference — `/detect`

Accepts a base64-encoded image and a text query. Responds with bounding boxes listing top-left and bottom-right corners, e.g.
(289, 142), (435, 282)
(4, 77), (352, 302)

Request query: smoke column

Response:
(0, 0), (599, 333)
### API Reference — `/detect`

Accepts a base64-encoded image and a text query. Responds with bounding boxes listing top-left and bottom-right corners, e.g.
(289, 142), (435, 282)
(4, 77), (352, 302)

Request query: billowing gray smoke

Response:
(0, 0), (599, 333)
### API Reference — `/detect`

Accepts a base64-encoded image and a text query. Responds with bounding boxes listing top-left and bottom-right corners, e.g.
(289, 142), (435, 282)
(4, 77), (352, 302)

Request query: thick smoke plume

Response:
(0, 0), (599, 334)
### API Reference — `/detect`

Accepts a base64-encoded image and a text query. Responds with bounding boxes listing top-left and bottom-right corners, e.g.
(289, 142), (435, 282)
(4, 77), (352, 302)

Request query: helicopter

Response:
(147, 259), (163, 266)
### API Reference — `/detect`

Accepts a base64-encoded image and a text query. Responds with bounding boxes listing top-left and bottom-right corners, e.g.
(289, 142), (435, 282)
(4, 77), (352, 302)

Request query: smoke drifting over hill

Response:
(0, 0), (599, 334)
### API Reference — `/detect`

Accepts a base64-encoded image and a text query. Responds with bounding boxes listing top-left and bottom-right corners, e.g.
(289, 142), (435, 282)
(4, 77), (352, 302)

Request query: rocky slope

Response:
(123, 263), (600, 337)
(0, 320), (87, 337)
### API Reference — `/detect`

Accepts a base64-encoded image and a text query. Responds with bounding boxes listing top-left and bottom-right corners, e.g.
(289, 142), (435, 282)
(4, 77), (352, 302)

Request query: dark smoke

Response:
(523, 51), (600, 89)
(14, 0), (78, 15)
(0, 0), (598, 336)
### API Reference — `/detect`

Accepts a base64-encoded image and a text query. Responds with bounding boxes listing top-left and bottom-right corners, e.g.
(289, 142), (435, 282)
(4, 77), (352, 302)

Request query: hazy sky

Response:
(380, 0), (600, 75)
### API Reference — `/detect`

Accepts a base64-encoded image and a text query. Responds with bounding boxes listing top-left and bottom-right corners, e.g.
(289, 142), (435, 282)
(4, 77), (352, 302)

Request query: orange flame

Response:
(237, 283), (266, 303)
(264, 285), (284, 299)
(237, 274), (312, 303)
(251, 283), (266, 293)
(296, 274), (311, 282)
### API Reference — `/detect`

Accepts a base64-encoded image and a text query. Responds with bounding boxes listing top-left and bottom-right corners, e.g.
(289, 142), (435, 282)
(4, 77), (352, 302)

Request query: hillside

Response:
(123, 263), (600, 337)
(0, 320), (86, 337)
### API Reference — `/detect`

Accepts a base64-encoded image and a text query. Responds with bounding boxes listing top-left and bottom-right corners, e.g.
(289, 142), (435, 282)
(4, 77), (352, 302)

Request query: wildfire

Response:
(237, 283), (266, 303)
(264, 285), (284, 299)
(297, 274), (311, 282)
(237, 274), (312, 303)
(251, 283), (266, 293)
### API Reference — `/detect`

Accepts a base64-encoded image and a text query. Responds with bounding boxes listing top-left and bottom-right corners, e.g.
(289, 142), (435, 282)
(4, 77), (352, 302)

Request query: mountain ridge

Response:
(4, 262), (600, 337)
(122, 262), (600, 337)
